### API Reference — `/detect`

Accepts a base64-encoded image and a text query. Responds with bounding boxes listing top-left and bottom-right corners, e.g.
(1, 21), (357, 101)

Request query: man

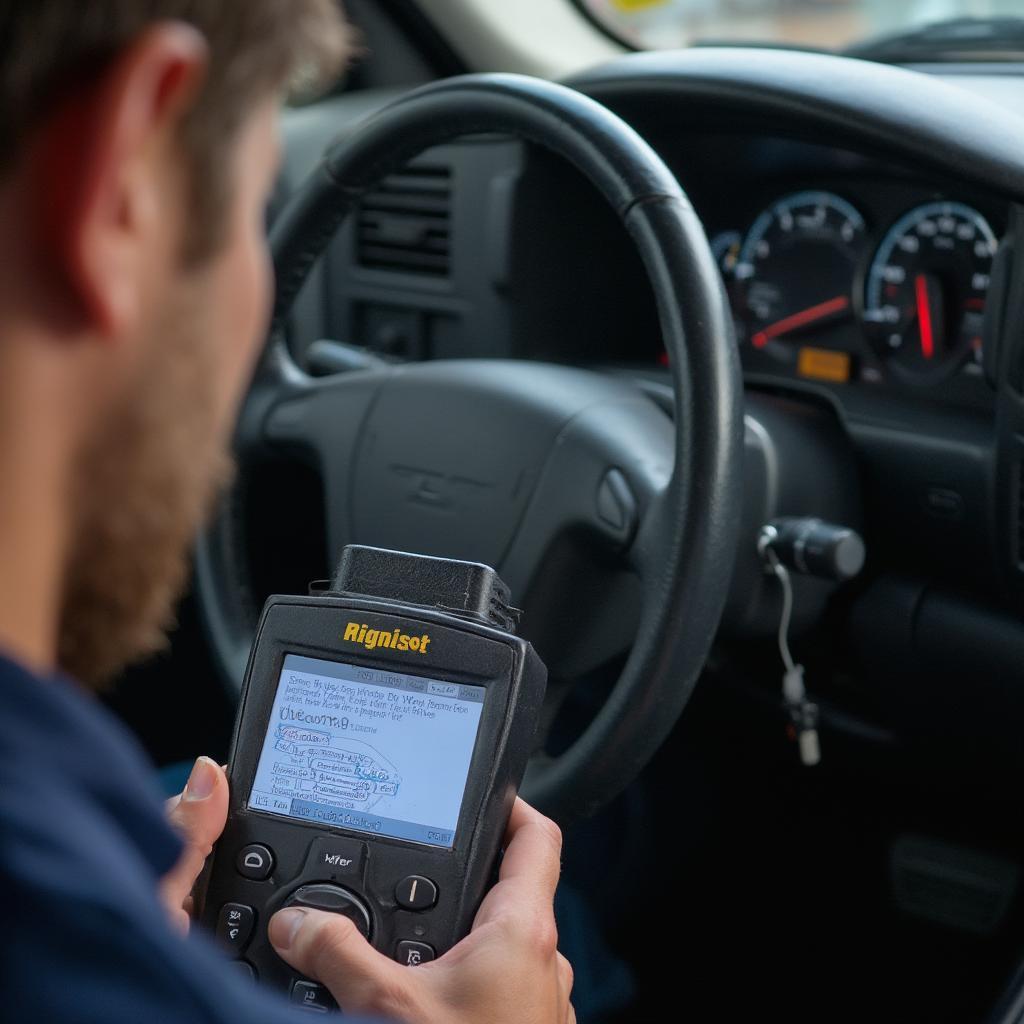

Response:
(0, 2), (573, 1022)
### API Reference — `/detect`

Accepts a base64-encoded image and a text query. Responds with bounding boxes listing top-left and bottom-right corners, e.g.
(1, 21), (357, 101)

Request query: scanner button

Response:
(304, 836), (366, 880)
(290, 980), (336, 1013)
(395, 875), (438, 911)
(216, 903), (255, 951)
(396, 940), (435, 966)
(286, 883), (372, 940)
(236, 843), (274, 880)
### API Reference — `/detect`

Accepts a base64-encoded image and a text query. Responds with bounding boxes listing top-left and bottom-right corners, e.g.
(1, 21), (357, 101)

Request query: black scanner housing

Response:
(194, 547), (547, 993)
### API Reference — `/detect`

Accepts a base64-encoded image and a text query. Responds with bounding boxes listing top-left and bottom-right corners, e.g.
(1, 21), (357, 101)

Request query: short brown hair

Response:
(0, 0), (351, 260)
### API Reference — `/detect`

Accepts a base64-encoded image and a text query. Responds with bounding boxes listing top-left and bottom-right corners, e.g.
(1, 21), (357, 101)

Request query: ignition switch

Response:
(757, 517), (866, 767)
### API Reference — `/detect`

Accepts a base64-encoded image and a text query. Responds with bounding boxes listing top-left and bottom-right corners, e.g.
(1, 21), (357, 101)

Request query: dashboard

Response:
(604, 129), (1010, 414)
(279, 61), (1024, 606)
(296, 130), (1012, 418)
(284, 95), (1016, 417)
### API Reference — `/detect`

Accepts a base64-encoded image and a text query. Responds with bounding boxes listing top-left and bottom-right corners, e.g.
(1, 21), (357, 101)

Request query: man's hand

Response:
(268, 798), (574, 1024)
(161, 757), (229, 932)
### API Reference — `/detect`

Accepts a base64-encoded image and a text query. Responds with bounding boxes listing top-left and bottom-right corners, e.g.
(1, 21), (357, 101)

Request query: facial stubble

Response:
(57, 283), (235, 688)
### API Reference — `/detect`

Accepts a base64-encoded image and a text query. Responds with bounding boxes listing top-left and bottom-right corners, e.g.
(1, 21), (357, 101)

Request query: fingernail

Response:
(271, 908), (307, 951)
(183, 756), (218, 801)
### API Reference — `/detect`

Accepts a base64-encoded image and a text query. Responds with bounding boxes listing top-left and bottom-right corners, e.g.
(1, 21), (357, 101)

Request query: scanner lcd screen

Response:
(248, 653), (485, 848)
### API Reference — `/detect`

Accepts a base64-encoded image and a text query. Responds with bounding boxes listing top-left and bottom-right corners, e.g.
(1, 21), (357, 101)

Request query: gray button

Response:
(236, 843), (274, 881)
(396, 940), (435, 966)
(303, 836), (366, 881)
(216, 902), (255, 950)
(290, 980), (335, 1013)
(395, 875), (438, 911)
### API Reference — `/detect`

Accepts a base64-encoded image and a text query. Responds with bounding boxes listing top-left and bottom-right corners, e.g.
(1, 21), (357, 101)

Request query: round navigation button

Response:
(285, 883), (372, 940)
(395, 875), (438, 911)
(236, 843), (274, 881)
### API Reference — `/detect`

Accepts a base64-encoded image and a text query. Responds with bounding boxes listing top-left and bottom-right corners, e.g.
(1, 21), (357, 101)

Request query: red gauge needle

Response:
(751, 295), (850, 349)
(915, 273), (935, 359)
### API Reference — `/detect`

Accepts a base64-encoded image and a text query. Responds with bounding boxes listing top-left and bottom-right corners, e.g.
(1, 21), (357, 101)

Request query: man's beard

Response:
(57, 290), (235, 689)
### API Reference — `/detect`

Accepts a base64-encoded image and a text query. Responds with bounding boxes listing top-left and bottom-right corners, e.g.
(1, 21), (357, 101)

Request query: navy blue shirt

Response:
(0, 652), (376, 1023)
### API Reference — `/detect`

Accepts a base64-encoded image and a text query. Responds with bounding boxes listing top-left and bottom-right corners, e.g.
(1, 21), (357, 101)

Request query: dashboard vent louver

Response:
(356, 166), (452, 277)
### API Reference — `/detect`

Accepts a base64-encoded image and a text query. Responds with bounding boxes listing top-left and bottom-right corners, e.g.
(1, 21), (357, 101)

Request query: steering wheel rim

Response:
(196, 72), (743, 823)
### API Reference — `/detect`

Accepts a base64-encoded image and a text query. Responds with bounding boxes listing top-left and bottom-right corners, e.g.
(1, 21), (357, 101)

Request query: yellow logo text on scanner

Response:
(343, 621), (432, 654)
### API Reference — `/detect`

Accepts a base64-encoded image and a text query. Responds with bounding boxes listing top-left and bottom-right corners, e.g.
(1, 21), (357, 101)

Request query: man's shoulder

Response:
(0, 650), (183, 884)
(3, 862), (304, 1024)
(1, 807), (377, 1024)
(0, 654), (200, 1020)
(0, 653), (336, 1024)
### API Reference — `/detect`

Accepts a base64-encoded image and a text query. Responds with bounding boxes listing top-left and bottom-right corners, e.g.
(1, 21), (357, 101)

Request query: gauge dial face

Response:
(863, 201), (997, 381)
(709, 230), (743, 281)
(736, 191), (867, 359)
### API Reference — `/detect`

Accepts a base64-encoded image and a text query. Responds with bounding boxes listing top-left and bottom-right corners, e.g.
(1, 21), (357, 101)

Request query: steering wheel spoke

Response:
(233, 338), (305, 461)
(235, 341), (386, 466)
(499, 395), (674, 600)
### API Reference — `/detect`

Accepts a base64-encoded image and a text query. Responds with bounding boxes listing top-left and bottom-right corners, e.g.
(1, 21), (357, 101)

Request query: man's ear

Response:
(29, 23), (209, 339)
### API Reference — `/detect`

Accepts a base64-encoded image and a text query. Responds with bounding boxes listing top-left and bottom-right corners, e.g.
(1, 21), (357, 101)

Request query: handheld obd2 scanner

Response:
(195, 545), (547, 1010)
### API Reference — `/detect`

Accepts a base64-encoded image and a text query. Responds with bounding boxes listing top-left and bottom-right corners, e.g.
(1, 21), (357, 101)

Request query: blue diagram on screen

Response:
(270, 727), (402, 810)
(248, 654), (485, 848)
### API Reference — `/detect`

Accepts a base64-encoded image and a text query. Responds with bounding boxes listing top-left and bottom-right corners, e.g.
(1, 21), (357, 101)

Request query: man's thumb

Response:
(269, 908), (413, 1014)
(161, 757), (230, 926)
(166, 758), (229, 850)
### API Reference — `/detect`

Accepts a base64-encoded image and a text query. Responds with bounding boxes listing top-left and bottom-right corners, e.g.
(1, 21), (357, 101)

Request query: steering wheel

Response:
(196, 73), (743, 823)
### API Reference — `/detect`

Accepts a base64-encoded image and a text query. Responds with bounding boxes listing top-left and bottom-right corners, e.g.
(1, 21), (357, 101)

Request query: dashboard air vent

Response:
(356, 166), (452, 277)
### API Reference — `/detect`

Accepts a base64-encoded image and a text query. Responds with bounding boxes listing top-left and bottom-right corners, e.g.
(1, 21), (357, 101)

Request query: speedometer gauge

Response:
(736, 191), (867, 364)
(863, 201), (997, 382)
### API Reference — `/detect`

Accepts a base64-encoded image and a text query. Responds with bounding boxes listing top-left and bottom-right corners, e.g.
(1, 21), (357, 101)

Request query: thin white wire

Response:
(764, 547), (796, 674)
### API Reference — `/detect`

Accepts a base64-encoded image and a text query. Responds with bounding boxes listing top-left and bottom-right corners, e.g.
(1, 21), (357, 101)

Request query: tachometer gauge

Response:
(863, 201), (997, 383)
(736, 191), (867, 366)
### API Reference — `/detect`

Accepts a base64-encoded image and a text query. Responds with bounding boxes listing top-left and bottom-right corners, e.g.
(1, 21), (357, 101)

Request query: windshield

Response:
(580, 0), (1024, 53)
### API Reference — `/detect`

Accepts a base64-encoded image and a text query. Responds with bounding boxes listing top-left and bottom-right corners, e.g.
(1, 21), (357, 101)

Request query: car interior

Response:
(101, 1), (1024, 1021)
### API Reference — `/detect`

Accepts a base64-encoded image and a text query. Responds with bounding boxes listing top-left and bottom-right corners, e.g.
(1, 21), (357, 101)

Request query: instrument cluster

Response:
(712, 189), (1001, 389)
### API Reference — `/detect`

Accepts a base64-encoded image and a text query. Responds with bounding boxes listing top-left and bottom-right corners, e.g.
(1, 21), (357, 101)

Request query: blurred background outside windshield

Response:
(581, 0), (1024, 51)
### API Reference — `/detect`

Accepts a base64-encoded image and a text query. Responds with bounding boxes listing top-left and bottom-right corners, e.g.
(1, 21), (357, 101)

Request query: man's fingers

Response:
(269, 908), (419, 1016)
(499, 799), (563, 892)
(160, 757), (229, 925)
(473, 799), (562, 932)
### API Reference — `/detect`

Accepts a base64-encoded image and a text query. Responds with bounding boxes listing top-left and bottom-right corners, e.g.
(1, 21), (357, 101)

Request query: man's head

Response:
(0, 2), (350, 685)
